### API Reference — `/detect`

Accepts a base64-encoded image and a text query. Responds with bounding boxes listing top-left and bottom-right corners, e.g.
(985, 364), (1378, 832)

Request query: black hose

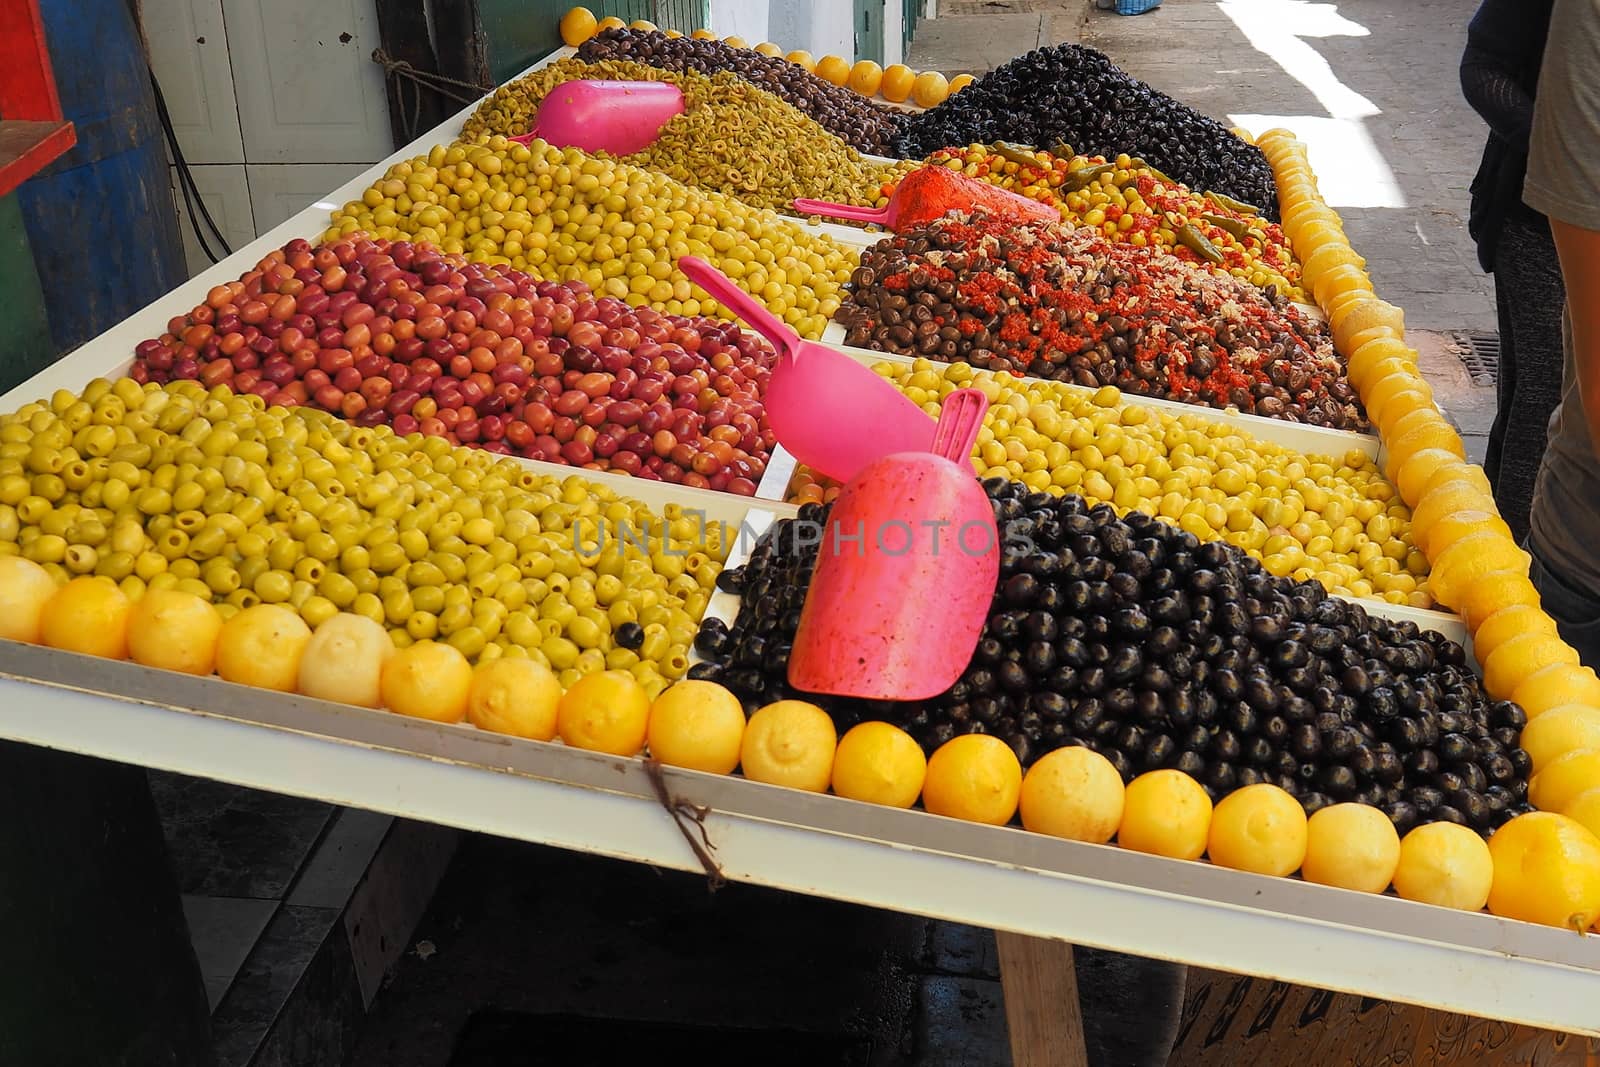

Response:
(147, 62), (233, 263)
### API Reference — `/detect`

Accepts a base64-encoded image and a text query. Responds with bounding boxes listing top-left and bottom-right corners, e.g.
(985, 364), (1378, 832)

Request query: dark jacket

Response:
(1461, 0), (1555, 273)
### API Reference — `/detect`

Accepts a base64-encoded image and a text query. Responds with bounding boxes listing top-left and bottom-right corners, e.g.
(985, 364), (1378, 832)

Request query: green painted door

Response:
(477, 0), (711, 86)
(854, 0), (884, 64)
(0, 193), (55, 395)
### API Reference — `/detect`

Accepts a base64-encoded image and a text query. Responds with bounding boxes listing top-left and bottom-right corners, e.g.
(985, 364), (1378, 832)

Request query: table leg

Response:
(995, 930), (1090, 1067)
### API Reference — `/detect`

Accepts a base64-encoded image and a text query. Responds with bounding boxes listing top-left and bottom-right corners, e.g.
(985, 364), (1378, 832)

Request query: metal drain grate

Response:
(1452, 330), (1500, 386)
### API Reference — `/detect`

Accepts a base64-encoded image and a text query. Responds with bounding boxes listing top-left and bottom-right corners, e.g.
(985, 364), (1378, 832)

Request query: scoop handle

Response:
(678, 255), (801, 362)
(931, 388), (988, 463)
(791, 198), (892, 225)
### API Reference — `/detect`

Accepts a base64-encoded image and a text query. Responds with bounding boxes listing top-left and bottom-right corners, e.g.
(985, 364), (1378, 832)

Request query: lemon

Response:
(1521, 706), (1600, 774)
(721, 35), (748, 49)
(1207, 784), (1307, 876)
(740, 700), (836, 792)
(831, 721), (927, 808)
(1515, 663), (1600, 718)
(298, 612), (392, 707)
(922, 734), (1022, 825)
(814, 55), (851, 85)
(786, 50), (816, 72)
(754, 41), (783, 57)
(1529, 749), (1600, 814)
(558, 6), (598, 46)
(1457, 570), (1543, 633)
(1487, 812), (1600, 930)
(912, 70), (950, 108)
(469, 658), (562, 741)
(1471, 604), (1558, 665)
(1482, 632), (1580, 701)
(557, 669), (650, 755)
(1418, 509), (1512, 564)
(597, 15), (625, 32)
(1409, 481), (1495, 554)
(127, 588), (222, 676)
(1301, 803), (1401, 893)
(39, 575), (131, 660)
(880, 64), (916, 103)
(647, 679), (746, 775)
(691, 28), (717, 39)
(1392, 822), (1493, 911)
(846, 60), (884, 97)
(1331, 298), (1404, 351)
(216, 604), (311, 692)
(382, 639), (474, 723)
(1429, 532), (1531, 611)
(949, 73), (975, 94)
(1019, 746), (1124, 843)
(1117, 769), (1212, 860)
(629, 19), (656, 32)
(0, 557), (58, 643)
(1565, 788), (1600, 841)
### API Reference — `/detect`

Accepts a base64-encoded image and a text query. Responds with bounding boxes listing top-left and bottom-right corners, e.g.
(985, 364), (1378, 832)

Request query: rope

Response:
(371, 49), (494, 140)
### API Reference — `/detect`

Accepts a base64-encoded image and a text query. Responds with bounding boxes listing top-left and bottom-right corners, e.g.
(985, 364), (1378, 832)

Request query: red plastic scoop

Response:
(508, 80), (684, 155)
(677, 255), (936, 484)
(792, 165), (1060, 232)
(787, 388), (1000, 701)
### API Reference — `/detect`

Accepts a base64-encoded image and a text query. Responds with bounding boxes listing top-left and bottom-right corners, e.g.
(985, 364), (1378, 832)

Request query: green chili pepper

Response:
(1131, 159), (1176, 185)
(995, 142), (1044, 167)
(1202, 214), (1252, 241)
(1177, 224), (1227, 265)
(1204, 191), (1261, 216)
(1050, 142), (1075, 160)
(1063, 163), (1116, 192)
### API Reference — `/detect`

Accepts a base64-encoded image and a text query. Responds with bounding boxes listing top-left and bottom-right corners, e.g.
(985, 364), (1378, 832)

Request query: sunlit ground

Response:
(1219, 0), (1407, 209)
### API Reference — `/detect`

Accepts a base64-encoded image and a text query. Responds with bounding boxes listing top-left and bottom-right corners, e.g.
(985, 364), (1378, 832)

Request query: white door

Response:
(141, 0), (245, 165)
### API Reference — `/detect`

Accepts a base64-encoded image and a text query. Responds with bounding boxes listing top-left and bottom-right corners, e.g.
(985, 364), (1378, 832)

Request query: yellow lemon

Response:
(297, 612), (392, 707)
(814, 55), (851, 86)
(1519, 706), (1600, 774)
(740, 699), (837, 792)
(1471, 604), (1559, 665)
(847, 59), (884, 96)
(469, 657), (562, 741)
(949, 73), (975, 94)
(1392, 822), (1493, 910)
(559, 6), (599, 45)
(1486, 811), (1600, 930)
(0, 556), (59, 643)
(1482, 631), (1580, 701)
(383, 639), (474, 724)
(912, 70), (951, 108)
(1019, 746), (1125, 843)
(646, 680), (746, 775)
(754, 41), (783, 56)
(922, 733), (1022, 825)
(557, 669), (651, 755)
(216, 603), (311, 692)
(1457, 569), (1543, 633)
(1207, 783), (1308, 877)
(1529, 749), (1600, 814)
(880, 64), (917, 103)
(1117, 770), (1213, 860)
(1301, 803), (1402, 893)
(831, 721), (927, 808)
(786, 50), (816, 72)
(1564, 788), (1600, 841)
(1515, 663), (1600, 718)
(1414, 508), (1509, 562)
(127, 588), (222, 676)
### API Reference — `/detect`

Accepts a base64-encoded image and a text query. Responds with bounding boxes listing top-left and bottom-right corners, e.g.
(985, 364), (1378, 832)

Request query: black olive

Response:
(1024, 642), (1057, 676)
(1384, 800), (1419, 835)
(686, 661), (722, 682)
(1389, 716), (1424, 749)
(1023, 611), (1059, 643)
(1057, 637), (1089, 667)
(1300, 791), (1334, 816)
(1079, 666), (1107, 694)
(1373, 749), (1404, 784)
(1261, 715), (1289, 744)
(1245, 736), (1275, 765)
(974, 637), (1006, 665)
(969, 668), (997, 695)
(1213, 668), (1243, 701)
(1105, 748), (1134, 781)
(1456, 762), (1488, 793)
(1243, 675), (1279, 712)
(1493, 726), (1523, 749)
(1003, 573), (1040, 606)
(1326, 727), (1363, 760)
(1204, 761), (1237, 795)
(1108, 644), (1142, 681)
(1210, 729), (1241, 762)
(974, 696), (1004, 724)
(1405, 749), (1440, 777)
(1491, 701), (1528, 731)
(1319, 765), (1357, 797)
(1410, 785), (1444, 812)
(1071, 700), (1105, 735)
(1431, 805), (1466, 826)
(1291, 724), (1321, 760)
(1175, 750), (1206, 776)
(1183, 724), (1212, 752)
(1031, 691), (1069, 720)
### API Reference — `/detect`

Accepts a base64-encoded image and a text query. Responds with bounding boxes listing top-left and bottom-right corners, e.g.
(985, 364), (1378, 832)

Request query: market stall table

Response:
(2, 40), (1596, 1067)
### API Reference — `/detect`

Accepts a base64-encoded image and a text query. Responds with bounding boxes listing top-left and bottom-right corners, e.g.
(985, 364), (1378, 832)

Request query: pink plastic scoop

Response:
(677, 256), (936, 484)
(792, 164), (1060, 232)
(787, 388), (999, 701)
(508, 80), (684, 155)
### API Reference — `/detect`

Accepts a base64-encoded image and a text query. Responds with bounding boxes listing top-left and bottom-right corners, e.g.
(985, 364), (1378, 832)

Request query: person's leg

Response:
(1489, 219), (1566, 542)
(1528, 544), (1600, 669)
(1483, 275), (1515, 490)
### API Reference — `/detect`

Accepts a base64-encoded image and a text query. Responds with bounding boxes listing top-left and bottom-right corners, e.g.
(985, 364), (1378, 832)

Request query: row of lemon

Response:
(1256, 129), (1600, 927)
(556, 6), (969, 108)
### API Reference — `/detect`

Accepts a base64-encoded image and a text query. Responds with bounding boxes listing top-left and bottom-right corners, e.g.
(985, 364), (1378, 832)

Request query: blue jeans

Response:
(1528, 544), (1600, 671)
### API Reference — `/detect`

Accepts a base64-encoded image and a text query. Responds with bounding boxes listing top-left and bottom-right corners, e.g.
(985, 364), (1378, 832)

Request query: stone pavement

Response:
(912, 0), (1500, 461)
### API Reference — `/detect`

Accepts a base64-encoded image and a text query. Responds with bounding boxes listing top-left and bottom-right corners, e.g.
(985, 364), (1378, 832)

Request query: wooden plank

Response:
(995, 931), (1090, 1067)
(374, 0), (450, 148)
(0, 0), (63, 121)
(0, 119), (75, 199)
